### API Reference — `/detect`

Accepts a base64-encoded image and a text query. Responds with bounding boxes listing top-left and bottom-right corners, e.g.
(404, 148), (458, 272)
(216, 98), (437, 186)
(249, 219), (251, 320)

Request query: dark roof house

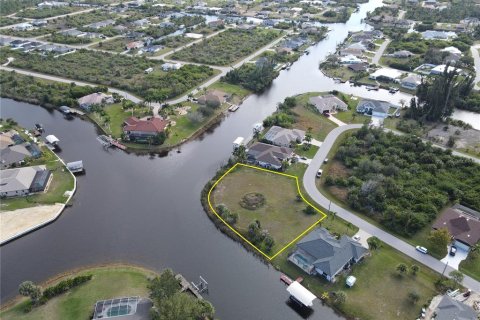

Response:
(289, 228), (368, 282)
(247, 142), (293, 170)
(263, 126), (305, 147)
(432, 206), (480, 248)
(433, 295), (477, 320)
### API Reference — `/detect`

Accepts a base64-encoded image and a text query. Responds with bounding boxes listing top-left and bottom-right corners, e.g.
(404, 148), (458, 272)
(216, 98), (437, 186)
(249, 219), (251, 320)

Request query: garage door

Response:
(453, 240), (470, 252)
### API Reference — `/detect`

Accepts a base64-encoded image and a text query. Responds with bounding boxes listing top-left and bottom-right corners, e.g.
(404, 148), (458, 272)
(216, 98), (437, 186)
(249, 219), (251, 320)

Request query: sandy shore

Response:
(0, 204), (64, 243)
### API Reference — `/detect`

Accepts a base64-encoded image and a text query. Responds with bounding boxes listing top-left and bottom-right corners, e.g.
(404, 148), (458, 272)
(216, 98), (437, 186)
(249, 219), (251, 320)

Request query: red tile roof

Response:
(123, 116), (169, 133)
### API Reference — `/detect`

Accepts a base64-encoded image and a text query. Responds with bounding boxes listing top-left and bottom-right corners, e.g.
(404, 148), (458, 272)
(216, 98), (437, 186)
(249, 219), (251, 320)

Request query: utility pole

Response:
(442, 261), (449, 277)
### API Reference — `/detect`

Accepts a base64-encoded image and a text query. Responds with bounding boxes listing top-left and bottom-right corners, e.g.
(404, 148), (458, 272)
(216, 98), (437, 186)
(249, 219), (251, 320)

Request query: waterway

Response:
(1, 0), (479, 318)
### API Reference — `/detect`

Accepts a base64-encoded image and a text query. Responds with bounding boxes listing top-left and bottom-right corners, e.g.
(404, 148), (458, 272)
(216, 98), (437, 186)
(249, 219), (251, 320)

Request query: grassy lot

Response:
(16, 6), (83, 19)
(2, 48), (216, 99)
(293, 92), (339, 141)
(459, 252), (480, 282)
(89, 103), (152, 138)
(0, 149), (75, 211)
(93, 37), (129, 52)
(211, 165), (323, 255)
(208, 81), (251, 102)
(321, 65), (357, 82)
(0, 265), (154, 320)
(294, 145), (319, 159)
(273, 241), (440, 320)
(169, 28), (282, 66)
(0, 27), (56, 37)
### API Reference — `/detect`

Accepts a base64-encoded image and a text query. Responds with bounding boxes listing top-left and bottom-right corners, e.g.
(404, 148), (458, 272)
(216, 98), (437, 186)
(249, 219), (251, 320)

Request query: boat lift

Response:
(191, 276), (208, 294)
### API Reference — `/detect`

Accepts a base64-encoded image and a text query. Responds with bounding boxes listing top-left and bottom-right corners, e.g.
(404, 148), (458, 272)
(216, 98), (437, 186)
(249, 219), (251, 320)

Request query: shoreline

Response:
(0, 143), (77, 246)
(0, 262), (158, 311)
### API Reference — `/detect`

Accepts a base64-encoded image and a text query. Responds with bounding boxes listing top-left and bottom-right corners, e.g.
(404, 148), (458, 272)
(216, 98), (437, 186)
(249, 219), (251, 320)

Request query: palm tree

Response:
(410, 264), (419, 276)
(396, 263), (407, 275)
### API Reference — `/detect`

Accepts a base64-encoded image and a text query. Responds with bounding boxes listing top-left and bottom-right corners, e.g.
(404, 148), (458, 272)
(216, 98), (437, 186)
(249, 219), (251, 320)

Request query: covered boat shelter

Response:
(286, 281), (316, 307)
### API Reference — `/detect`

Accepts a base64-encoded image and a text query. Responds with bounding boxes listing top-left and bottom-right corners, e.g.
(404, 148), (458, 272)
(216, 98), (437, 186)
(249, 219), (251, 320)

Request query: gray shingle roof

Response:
(0, 165), (46, 193)
(309, 95), (348, 113)
(296, 228), (368, 278)
(263, 126), (305, 146)
(435, 295), (477, 320)
(247, 142), (293, 167)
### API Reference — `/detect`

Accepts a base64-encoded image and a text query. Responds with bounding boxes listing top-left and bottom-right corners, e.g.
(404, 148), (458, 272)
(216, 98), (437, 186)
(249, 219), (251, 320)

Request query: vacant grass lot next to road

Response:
(169, 28), (282, 66)
(16, 6), (83, 19)
(0, 265), (154, 320)
(274, 241), (440, 320)
(459, 252), (480, 282)
(211, 164), (324, 256)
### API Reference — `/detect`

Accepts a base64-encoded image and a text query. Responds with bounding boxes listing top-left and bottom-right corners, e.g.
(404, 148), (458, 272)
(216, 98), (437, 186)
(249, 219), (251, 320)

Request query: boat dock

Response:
(97, 135), (127, 150)
(228, 104), (239, 112)
(175, 274), (206, 300)
(66, 161), (84, 174)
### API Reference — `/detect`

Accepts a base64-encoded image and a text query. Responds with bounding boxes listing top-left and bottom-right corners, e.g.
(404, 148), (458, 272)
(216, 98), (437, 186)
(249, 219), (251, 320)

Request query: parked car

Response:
(449, 245), (457, 256)
(463, 289), (472, 297)
(323, 111), (330, 117)
(324, 158), (328, 163)
(353, 235), (360, 241)
(415, 246), (428, 254)
(316, 169), (323, 178)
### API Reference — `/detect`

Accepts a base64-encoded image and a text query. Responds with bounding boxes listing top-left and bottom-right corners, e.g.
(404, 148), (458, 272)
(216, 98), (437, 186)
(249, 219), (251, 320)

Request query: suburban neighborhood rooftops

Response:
(123, 117), (169, 133)
(295, 228), (368, 278)
(432, 206), (480, 246)
(247, 142), (293, 167)
(434, 295), (477, 320)
(0, 165), (47, 194)
(309, 95), (348, 113)
(263, 126), (305, 147)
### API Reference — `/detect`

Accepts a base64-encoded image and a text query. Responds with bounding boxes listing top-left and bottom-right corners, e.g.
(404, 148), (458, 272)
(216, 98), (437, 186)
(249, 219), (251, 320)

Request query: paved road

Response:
(0, 65), (142, 103)
(303, 124), (480, 292)
(471, 45), (480, 90)
(372, 39), (390, 65)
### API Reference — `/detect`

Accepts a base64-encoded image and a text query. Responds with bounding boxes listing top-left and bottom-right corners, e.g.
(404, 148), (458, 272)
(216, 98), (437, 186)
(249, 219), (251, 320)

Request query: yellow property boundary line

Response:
(207, 163), (327, 260)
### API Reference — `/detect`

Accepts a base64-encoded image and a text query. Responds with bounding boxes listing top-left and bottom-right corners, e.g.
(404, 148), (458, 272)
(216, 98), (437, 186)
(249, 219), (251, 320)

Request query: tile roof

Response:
(123, 117), (169, 133)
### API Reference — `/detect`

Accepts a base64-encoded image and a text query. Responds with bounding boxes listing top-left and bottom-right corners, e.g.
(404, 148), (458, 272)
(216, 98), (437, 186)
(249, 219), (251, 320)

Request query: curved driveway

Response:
(303, 124), (480, 292)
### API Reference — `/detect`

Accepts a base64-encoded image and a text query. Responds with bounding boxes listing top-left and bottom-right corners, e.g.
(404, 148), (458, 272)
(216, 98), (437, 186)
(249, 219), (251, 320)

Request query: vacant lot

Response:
(2, 48), (216, 99)
(211, 165), (323, 255)
(0, 266), (154, 320)
(170, 28), (282, 66)
(16, 6), (83, 19)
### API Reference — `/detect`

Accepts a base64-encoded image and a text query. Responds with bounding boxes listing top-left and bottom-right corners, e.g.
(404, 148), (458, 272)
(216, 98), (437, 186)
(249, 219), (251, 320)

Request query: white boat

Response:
(228, 104), (239, 112)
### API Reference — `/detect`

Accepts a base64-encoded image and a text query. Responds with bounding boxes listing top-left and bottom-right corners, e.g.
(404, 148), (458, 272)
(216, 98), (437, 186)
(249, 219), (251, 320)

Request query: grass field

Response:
(0, 265), (154, 320)
(211, 165), (324, 255)
(459, 252), (480, 282)
(169, 28), (282, 66)
(274, 241), (440, 320)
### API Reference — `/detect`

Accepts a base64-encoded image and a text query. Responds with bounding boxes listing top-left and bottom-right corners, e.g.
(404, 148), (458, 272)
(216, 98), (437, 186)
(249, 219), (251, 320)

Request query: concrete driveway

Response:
(352, 229), (371, 249)
(441, 245), (469, 270)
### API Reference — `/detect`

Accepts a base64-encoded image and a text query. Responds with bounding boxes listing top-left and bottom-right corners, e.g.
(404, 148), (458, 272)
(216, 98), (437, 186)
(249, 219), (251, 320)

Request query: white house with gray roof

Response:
(263, 126), (305, 147)
(356, 99), (398, 118)
(0, 165), (50, 197)
(289, 228), (368, 282)
(309, 95), (348, 114)
(247, 142), (293, 170)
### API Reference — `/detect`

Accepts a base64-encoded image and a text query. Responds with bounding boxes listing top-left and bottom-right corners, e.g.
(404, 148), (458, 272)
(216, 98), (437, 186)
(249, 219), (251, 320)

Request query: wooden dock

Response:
(97, 135), (127, 150)
(175, 274), (204, 300)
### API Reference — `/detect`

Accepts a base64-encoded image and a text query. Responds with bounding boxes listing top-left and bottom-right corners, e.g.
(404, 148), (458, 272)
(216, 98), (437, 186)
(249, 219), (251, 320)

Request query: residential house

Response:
(60, 29), (85, 37)
(0, 165), (51, 198)
(263, 126), (305, 147)
(208, 20), (225, 28)
(276, 46), (293, 55)
(440, 46), (462, 55)
(132, 18), (150, 27)
(339, 47), (363, 57)
(430, 295), (477, 320)
(288, 228), (368, 282)
(309, 95), (348, 113)
(430, 64), (462, 75)
(368, 68), (403, 82)
(13, 23), (33, 31)
(432, 205), (480, 251)
(32, 20), (48, 27)
(348, 63), (368, 72)
(85, 19), (115, 30)
(123, 116), (169, 139)
(126, 41), (144, 50)
(0, 142), (41, 169)
(197, 90), (228, 106)
(392, 50), (414, 58)
(161, 62), (181, 71)
(247, 142), (293, 170)
(340, 55), (364, 64)
(37, 1), (68, 7)
(356, 99), (396, 118)
(77, 92), (114, 111)
(401, 74), (422, 90)
(421, 30), (457, 40)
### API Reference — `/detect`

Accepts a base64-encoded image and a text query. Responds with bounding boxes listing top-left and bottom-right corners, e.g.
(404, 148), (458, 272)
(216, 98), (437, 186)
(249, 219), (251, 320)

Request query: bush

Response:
(42, 275), (92, 300)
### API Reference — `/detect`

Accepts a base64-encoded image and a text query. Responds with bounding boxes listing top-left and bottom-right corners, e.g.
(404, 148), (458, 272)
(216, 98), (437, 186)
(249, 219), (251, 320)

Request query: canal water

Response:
(1, 0), (479, 318)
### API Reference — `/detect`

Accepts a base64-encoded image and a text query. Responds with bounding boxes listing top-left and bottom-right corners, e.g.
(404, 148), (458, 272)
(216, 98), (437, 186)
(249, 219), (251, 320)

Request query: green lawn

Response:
(169, 28), (282, 66)
(321, 66), (357, 82)
(293, 93), (339, 141)
(93, 37), (129, 52)
(273, 241), (440, 320)
(0, 266), (154, 320)
(211, 165), (324, 255)
(294, 145), (319, 159)
(459, 252), (480, 282)
(1, 153), (75, 211)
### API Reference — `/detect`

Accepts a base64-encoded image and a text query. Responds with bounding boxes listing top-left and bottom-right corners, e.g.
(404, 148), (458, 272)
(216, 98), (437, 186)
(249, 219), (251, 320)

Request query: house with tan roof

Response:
(77, 92), (114, 111)
(309, 95), (348, 114)
(197, 90), (229, 107)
